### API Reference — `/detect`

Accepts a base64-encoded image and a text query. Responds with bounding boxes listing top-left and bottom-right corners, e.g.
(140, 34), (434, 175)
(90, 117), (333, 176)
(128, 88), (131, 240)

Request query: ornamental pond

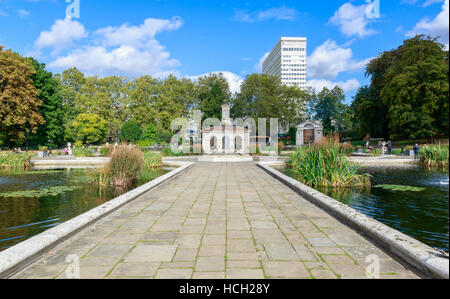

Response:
(281, 165), (449, 252)
(0, 167), (168, 251)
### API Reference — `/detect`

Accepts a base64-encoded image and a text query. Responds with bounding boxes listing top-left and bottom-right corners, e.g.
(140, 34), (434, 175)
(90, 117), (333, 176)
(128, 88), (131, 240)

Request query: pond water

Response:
(0, 168), (168, 251)
(282, 165), (449, 252)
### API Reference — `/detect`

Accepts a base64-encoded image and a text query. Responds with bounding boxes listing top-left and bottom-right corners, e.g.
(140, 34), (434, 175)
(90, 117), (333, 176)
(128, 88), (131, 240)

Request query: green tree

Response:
(56, 67), (86, 142)
(313, 86), (350, 134)
(75, 75), (129, 141)
(72, 113), (108, 145)
(196, 73), (231, 120)
(232, 74), (306, 129)
(28, 58), (65, 146)
(356, 35), (449, 140)
(128, 75), (160, 128)
(120, 121), (142, 142)
(380, 35), (449, 139)
(141, 123), (161, 144)
(351, 86), (388, 139)
(0, 47), (44, 146)
(156, 75), (196, 130)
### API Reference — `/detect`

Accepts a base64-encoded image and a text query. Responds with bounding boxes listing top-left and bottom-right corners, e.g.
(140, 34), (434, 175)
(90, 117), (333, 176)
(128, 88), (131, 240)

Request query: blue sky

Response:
(0, 0), (448, 101)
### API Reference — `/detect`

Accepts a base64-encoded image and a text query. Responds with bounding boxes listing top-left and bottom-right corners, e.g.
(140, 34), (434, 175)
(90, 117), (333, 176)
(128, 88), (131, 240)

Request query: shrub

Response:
(136, 140), (154, 148)
(74, 140), (83, 148)
(161, 146), (184, 157)
(286, 137), (369, 188)
(420, 145), (449, 169)
(120, 121), (142, 142)
(72, 113), (108, 145)
(73, 147), (94, 157)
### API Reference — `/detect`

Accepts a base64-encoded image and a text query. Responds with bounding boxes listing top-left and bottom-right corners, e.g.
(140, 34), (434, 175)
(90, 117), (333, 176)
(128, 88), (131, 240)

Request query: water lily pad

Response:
(374, 184), (426, 192)
(0, 186), (80, 198)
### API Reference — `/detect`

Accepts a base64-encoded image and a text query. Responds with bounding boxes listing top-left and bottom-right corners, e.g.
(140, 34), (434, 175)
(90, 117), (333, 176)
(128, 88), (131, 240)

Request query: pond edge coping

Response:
(257, 161), (449, 279)
(0, 161), (194, 279)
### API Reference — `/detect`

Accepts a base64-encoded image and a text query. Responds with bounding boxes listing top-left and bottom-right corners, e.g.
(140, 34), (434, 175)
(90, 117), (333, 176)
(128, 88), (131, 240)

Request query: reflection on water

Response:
(0, 168), (167, 251)
(282, 165), (449, 252)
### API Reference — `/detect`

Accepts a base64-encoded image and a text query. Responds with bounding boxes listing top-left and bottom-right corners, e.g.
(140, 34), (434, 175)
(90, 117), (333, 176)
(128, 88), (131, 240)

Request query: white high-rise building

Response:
(262, 37), (307, 88)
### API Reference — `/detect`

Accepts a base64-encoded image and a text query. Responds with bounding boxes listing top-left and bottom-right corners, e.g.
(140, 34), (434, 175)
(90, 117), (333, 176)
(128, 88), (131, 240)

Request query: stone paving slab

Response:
(10, 162), (422, 279)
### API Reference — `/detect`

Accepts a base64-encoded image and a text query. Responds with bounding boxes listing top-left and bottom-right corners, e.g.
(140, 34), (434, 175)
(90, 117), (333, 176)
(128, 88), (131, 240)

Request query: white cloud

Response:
(254, 52), (270, 73)
(49, 44), (181, 77)
(44, 17), (183, 77)
(35, 17), (87, 53)
(233, 6), (297, 23)
(93, 17), (183, 48)
(16, 9), (29, 18)
(330, 2), (377, 38)
(307, 79), (361, 93)
(406, 0), (449, 48)
(401, 0), (443, 7)
(189, 71), (244, 94)
(308, 40), (373, 80)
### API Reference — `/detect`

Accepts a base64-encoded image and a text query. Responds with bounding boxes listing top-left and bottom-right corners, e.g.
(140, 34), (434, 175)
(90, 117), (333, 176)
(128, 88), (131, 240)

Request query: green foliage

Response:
(142, 151), (163, 169)
(353, 35), (449, 140)
(28, 58), (65, 146)
(374, 185), (426, 192)
(72, 113), (108, 145)
(0, 186), (79, 198)
(197, 73), (231, 120)
(420, 144), (449, 168)
(312, 86), (352, 134)
(351, 86), (389, 139)
(286, 137), (368, 188)
(120, 121), (142, 142)
(99, 146), (113, 157)
(73, 147), (94, 157)
(161, 146), (184, 157)
(0, 152), (32, 170)
(232, 74), (307, 129)
(0, 47), (44, 146)
(137, 151), (163, 181)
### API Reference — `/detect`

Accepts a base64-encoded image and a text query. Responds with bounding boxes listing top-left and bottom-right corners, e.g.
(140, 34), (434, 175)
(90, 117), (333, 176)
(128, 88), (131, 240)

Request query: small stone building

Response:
(202, 104), (250, 155)
(296, 121), (323, 146)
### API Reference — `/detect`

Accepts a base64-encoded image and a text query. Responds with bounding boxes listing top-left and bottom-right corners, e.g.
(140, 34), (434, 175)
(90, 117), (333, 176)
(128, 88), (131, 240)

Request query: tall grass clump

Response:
(286, 136), (368, 188)
(90, 146), (164, 190)
(107, 146), (143, 188)
(138, 151), (163, 182)
(73, 147), (95, 157)
(0, 152), (32, 170)
(420, 144), (449, 169)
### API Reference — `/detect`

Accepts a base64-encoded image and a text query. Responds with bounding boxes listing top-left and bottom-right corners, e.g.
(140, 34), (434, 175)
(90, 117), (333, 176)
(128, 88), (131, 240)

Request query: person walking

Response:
(413, 144), (420, 159)
(387, 142), (392, 155)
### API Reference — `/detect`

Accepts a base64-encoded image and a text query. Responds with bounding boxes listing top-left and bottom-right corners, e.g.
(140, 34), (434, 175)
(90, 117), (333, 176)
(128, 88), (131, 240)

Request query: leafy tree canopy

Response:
(0, 47), (44, 146)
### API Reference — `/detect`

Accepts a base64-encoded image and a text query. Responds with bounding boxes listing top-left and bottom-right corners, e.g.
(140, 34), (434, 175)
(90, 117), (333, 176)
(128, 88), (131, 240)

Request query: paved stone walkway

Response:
(12, 162), (421, 279)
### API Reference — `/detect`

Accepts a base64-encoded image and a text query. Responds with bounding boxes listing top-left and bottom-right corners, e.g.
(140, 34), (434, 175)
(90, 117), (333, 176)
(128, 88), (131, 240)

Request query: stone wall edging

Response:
(257, 161), (449, 279)
(0, 161), (194, 279)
